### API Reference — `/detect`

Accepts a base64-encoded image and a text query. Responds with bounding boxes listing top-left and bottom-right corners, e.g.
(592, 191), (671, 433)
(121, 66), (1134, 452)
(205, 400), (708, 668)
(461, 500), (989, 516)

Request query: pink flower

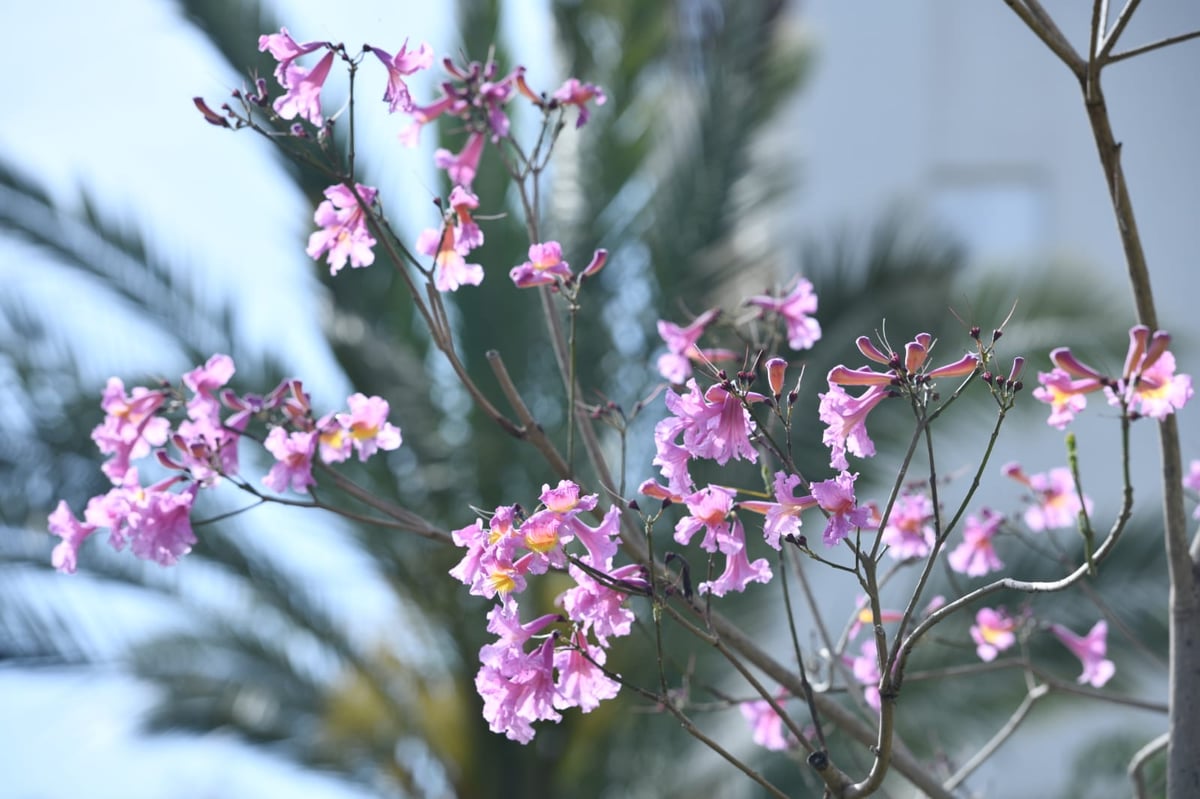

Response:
(1032, 368), (1099, 430)
(262, 427), (317, 494)
(258, 28), (325, 87)
(880, 492), (935, 560)
(738, 471), (818, 550)
(273, 50), (335, 126)
(657, 380), (760, 478)
(1003, 463), (1092, 532)
(448, 185), (484, 251)
(747, 278), (822, 351)
(740, 693), (793, 751)
(655, 309), (736, 384)
(1184, 460), (1200, 518)
(675, 484), (736, 552)
(553, 630), (620, 712)
(509, 241), (572, 288)
(810, 471), (874, 547)
(818, 383), (890, 472)
(476, 629), (561, 744)
(339, 393), (402, 462)
(560, 504), (621, 569)
(47, 501), (100, 574)
(306, 183), (378, 274)
(947, 508), (1005, 577)
(970, 607), (1018, 661)
(850, 639), (882, 712)
(559, 563), (640, 646)
(416, 224), (484, 292)
(1051, 620), (1115, 688)
(368, 40), (433, 113)
(90, 378), (169, 484)
(699, 519), (772, 597)
(434, 131), (486, 189)
(82, 475), (198, 567)
(1117, 328), (1192, 420)
(551, 78), (607, 127)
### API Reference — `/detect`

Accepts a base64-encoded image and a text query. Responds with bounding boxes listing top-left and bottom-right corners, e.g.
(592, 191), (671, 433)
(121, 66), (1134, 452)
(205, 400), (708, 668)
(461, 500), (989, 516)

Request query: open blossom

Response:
(476, 629), (561, 744)
(1051, 620), (1115, 688)
(553, 631), (620, 712)
(818, 383), (889, 471)
(654, 380), (760, 495)
(971, 607), (1018, 661)
(655, 309), (736, 384)
(1031, 368), (1098, 429)
(948, 508), (1005, 576)
(699, 519), (772, 597)
(90, 378), (170, 483)
(367, 40), (433, 113)
(262, 427), (317, 494)
(740, 692), (793, 751)
(258, 27), (325, 87)
(307, 183), (378, 274)
(559, 563), (640, 646)
(810, 471), (874, 547)
(416, 224), (484, 292)
(1003, 463), (1092, 532)
(675, 484), (736, 552)
(434, 131), (486, 189)
(880, 492), (935, 560)
(747, 278), (822, 351)
(273, 50), (335, 126)
(551, 78), (607, 127)
(738, 471), (818, 549)
(52, 473), (199, 570)
(509, 241), (572, 288)
(339, 393), (402, 462)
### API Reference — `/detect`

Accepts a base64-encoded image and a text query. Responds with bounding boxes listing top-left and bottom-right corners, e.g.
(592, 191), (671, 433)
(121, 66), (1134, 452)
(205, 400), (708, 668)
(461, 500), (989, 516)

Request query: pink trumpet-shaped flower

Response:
(368, 40), (433, 113)
(273, 50), (335, 126)
(1051, 620), (1115, 688)
(307, 183), (378, 274)
(1003, 463), (1092, 532)
(947, 508), (1005, 577)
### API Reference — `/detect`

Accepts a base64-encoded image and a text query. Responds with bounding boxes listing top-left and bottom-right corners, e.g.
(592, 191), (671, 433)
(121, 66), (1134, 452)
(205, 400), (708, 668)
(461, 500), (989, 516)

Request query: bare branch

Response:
(1108, 29), (1200, 64)
(1098, 0), (1143, 61)
(944, 684), (1048, 791)
(1129, 732), (1170, 799)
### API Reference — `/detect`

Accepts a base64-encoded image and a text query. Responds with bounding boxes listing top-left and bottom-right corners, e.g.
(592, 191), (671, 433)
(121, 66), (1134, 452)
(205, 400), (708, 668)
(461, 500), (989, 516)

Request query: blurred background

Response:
(1, 1), (1197, 797)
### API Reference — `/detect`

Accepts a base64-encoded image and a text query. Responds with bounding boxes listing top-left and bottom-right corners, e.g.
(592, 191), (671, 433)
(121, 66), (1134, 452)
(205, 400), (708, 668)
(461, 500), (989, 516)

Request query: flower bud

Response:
(581, 248), (608, 278)
(766, 357), (787, 396)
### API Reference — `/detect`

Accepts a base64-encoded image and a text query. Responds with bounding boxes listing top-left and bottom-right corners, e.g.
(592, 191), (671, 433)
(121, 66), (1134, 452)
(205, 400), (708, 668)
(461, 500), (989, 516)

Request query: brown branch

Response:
(1108, 29), (1200, 64)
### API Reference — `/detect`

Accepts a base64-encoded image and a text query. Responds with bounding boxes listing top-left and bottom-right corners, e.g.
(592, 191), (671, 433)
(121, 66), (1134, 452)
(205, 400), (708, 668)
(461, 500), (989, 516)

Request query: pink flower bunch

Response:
(654, 309), (738, 385)
(49, 355), (403, 572)
(398, 56), (604, 189)
(819, 332), (977, 470)
(258, 28), (334, 126)
(1034, 324), (1192, 428)
(652, 379), (764, 497)
(450, 481), (637, 743)
(1002, 462), (1093, 532)
(673, 485), (771, 596)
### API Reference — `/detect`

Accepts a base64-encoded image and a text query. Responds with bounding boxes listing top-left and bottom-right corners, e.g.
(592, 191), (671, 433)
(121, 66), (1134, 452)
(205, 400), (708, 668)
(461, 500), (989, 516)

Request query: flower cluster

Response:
(1034, 324), (1192, 428)
(48, 355), (401, 573)
(819, 332), (978, 471)
(449, 481), (638, 743)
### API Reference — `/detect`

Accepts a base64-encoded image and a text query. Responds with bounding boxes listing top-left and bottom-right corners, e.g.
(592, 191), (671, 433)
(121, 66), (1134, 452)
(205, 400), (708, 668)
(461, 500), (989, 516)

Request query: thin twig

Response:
(1108, 29), (1200, 64)
(944, 684), (1048, 791)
